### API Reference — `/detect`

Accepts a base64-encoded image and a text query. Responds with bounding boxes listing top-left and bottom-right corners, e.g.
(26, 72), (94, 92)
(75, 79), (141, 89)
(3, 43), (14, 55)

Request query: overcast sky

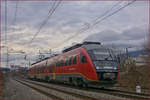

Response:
(1, 0), (149, 67)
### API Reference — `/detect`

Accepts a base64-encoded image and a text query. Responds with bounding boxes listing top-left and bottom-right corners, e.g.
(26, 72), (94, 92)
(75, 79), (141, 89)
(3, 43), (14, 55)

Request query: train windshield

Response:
(88, 49), (117, 70)
(88, 49), (114, 61)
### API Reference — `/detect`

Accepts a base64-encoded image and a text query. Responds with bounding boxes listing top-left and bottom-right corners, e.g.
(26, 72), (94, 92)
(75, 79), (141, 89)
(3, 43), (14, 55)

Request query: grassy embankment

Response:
(0, 69), (2, 98)
(118, 63), (150, 94)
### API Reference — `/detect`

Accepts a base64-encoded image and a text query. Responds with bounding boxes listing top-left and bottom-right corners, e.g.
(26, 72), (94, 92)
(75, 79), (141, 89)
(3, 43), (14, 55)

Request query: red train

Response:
(28, 42), (119, 87)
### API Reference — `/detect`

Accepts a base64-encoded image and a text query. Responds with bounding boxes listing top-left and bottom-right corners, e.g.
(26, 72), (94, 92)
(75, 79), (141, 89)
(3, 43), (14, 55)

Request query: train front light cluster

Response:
(103, 73), (115, 80)
(96, 66), (117, 70)
(96, 66), (100, 70)
(113, 67), (117, 70)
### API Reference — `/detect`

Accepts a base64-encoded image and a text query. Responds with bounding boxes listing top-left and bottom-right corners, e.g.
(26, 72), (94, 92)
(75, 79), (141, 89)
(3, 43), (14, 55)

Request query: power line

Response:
(51, 1), (123, 48)
(28, 0), (61, 45)
(92, 1), (123, 24)
(77, 1), (123, 35)
(12, 1), (19, 26)
(92, 0), (136, 26)
(52, 0), (136, 49)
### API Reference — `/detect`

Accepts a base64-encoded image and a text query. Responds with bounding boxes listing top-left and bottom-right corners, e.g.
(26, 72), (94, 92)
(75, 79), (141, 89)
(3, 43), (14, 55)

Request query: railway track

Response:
(16, 78), (150, 99)
(15, 79), (62, 100)
(88, 87), (150, 99)
(15, 79), (101, 100)
(26, 78), (150, 99)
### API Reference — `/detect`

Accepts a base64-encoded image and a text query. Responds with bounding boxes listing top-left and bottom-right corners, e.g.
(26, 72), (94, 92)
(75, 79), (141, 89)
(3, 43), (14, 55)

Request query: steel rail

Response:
(16, 78), (99, 100)
(27, 78), (150, 99)
(88, 87), (150, 99)
(15, 79), (63, 100)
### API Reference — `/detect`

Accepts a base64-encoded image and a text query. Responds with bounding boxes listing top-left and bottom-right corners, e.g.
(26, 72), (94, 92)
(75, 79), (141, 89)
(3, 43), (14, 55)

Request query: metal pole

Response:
(5, 0), (8, 68)
(126, 48), (129, 59)
(6, 47), (9, 68)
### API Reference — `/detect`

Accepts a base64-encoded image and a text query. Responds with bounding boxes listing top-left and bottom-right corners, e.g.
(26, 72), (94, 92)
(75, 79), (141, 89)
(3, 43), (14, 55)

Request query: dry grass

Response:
(118, 64), (150, 93)
(0, 69), (2, 98)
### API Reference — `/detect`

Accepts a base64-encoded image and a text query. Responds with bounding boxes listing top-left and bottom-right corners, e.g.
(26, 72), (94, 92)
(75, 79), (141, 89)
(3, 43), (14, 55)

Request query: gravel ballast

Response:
(2, 75), (51, 100)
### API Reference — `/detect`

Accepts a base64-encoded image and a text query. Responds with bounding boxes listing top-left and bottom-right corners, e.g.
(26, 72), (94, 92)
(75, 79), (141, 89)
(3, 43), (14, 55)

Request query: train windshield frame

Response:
(87, 49), (115, 61)
(87, 48), (118, 70)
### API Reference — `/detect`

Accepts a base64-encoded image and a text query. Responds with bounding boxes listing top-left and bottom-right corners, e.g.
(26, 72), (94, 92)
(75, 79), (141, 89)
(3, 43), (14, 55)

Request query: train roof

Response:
(31, 53), (59, 66)
(62, 41), (101, 53)
(31, 41), (101, 66)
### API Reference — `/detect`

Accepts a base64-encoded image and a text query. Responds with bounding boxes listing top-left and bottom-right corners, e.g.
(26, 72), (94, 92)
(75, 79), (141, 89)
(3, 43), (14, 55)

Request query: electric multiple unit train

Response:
(28, 42), (119, 87)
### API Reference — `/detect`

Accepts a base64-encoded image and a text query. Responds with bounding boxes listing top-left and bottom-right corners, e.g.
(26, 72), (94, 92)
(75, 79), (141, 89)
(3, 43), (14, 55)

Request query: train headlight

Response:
(96, 66), (100, 69)
(113, 67), (117, 70)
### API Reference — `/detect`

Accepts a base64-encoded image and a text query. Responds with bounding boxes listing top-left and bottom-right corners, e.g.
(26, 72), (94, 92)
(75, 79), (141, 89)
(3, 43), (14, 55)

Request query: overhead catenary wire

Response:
(12, 1), (19, 26)
(52, 0), (136, 49)
(25, 1), (61, 65)
(75, 1), (123, 36)
(92, 1), (123, 24)
(7, 1), (19, 50)
(92, 0), (136, 26)
(51, 1), (123, 48)
(28, 0), (61, 45)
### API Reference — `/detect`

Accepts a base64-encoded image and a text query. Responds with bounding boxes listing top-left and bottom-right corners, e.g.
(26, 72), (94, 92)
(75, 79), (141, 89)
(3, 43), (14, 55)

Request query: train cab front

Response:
(94, 60), (118, 83)
(87, 47), (119, 85)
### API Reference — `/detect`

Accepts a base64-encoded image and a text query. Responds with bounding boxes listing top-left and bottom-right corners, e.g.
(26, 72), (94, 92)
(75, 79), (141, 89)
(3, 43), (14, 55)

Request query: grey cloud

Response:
(84, 30), (122, 42)
(1, 1), (148, 67)
(84, 25), (148, 48)
(122, 27), (148, 40)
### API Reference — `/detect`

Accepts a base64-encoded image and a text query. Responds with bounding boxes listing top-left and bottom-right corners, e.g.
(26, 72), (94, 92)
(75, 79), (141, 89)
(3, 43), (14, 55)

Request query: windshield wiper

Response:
(104, 54), (112, 60)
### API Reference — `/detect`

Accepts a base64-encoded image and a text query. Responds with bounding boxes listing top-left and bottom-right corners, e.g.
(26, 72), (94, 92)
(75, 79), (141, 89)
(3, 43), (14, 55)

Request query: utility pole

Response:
(126, 48), (129, 59)
(49, 49), (52, 57)
(5, 0), (8, 68)
(8, 50), (25, 69)
(38, 49), (52, 61)
(6, 47), (9, 68)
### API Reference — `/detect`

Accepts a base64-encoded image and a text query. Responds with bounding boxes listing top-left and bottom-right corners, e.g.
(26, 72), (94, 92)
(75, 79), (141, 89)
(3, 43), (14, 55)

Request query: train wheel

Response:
(73, 80), (78, 87)
(45, 76), (49, 82)
(34, 76), (37, 80)
(72, 78), (78, 87)
(82, 83), (88, 88)
(78, 79), (88, 88)
(78, 80), (83, 87)
(69, 77), (73, 86)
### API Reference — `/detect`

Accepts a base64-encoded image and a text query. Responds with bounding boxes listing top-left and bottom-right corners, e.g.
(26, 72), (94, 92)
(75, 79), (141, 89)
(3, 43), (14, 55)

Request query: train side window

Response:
(57, 60), (60, 67)
(73, 56), (77, 64)
(47, 61), (51, 67)
(58, 60), (61, 67)
(80, 53), (87, 63)
(65, 57), (68, 66)
(56, 60), (59, 67)
(34, 67), (37, 74)
(40, 67), (41, 73)
(61, 60), (64, 66)
(82, 56), (87, 63)
(69, 56), (72, 65)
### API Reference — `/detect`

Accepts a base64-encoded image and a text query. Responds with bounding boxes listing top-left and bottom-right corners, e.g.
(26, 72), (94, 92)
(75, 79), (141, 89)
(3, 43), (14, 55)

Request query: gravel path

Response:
(2, 75), (51, 100)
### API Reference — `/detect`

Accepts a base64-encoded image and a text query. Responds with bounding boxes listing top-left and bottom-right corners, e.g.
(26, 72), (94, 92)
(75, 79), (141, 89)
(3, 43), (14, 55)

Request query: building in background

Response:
(133, 55), (149, 66)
